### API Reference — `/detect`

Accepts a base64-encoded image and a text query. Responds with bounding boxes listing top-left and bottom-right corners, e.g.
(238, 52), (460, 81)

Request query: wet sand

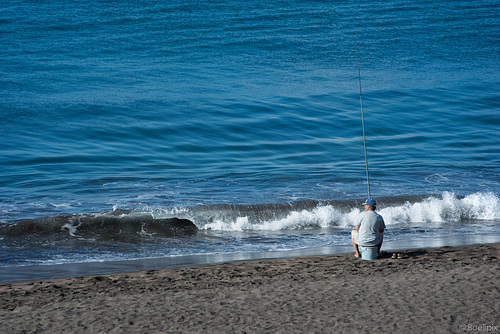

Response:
(1, 243), (499, 333)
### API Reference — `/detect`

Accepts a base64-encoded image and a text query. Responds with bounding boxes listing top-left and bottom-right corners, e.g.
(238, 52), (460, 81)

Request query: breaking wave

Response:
(0, 210), (197, 241)
(0, 192), (498, 239)
(190, 192), (499, 231)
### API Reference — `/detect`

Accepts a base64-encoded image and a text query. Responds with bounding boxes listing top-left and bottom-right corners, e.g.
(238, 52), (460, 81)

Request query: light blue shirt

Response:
(356, 211), (386, 247)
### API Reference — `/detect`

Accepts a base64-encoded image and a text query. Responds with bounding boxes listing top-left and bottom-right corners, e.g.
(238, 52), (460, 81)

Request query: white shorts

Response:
(352, 229), (383, 246)
(351, 230), (360, 244)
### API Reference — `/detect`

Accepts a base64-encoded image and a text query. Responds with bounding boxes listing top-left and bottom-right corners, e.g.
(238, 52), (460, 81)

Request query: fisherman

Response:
(351, 199), (385, 258)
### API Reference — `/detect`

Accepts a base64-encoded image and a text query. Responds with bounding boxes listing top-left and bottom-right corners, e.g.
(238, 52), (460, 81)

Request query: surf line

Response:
(356, 37), (371, 199)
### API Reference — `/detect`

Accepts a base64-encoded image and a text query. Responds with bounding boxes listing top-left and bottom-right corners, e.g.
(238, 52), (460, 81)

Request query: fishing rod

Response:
(356, 37), (371, 199)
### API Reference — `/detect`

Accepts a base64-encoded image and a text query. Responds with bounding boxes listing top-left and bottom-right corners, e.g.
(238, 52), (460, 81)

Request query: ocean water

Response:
(1, 0), (499, 281)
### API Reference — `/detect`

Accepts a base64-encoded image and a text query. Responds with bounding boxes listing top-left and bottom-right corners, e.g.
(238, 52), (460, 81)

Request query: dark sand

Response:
(1, 243), (499, 333)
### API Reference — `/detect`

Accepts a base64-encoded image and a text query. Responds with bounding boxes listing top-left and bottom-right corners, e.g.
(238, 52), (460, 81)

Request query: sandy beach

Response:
(1, 243), (499, 333)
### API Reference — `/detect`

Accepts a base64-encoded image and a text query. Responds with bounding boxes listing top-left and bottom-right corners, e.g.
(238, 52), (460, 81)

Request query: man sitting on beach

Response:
(351, 199), (386, 258)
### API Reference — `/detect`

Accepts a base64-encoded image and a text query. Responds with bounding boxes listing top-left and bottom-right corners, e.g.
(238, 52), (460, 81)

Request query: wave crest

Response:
(195, 192), (499, 231)
(0, 210), (197, 241)
(1, 192), (497, 236)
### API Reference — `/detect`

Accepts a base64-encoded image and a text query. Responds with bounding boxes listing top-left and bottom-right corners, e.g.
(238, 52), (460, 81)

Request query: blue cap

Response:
(363, 199), (376, 206)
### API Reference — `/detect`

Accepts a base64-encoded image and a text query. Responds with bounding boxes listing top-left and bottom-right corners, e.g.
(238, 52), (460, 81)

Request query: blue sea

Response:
(1, 0), (499, 282)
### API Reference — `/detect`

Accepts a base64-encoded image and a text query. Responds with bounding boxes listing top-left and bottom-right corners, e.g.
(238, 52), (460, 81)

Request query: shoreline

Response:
(1, 243), (498, 333)
(2, 232), (500, 283)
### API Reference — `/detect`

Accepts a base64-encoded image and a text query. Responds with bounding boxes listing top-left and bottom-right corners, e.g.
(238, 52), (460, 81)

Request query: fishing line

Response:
(356, 37), (371, 199)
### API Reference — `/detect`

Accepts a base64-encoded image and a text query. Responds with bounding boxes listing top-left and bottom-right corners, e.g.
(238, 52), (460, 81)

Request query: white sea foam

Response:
(257, 205), (342, 230)
(61, 216), (81, 237)
(203, 205), (345, 231)
(201, 192), (500, 231)
(380, 192), (500, 225)
(137, 223), (156, 237)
